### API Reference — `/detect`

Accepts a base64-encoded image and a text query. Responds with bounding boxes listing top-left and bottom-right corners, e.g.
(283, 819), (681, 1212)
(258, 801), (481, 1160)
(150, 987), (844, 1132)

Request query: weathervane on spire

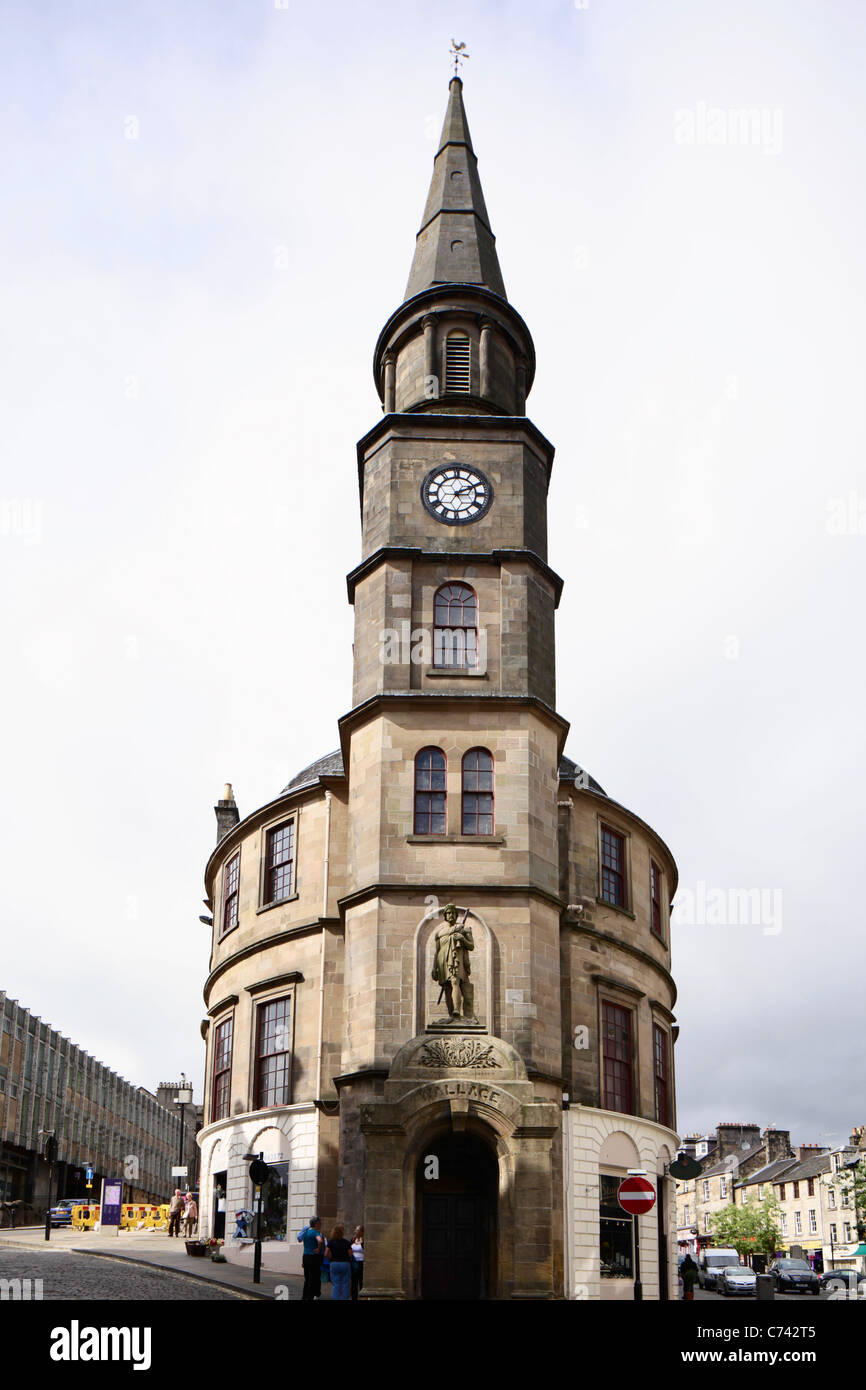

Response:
(450, 40), (469, 76)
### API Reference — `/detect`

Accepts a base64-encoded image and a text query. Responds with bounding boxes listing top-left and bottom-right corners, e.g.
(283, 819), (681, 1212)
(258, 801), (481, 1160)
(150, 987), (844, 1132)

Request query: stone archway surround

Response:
(358, 1033), (561, 1300)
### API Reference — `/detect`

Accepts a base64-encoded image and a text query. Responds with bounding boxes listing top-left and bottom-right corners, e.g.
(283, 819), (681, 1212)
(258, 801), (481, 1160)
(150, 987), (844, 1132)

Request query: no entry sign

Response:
(617, 1175), (656, 1215)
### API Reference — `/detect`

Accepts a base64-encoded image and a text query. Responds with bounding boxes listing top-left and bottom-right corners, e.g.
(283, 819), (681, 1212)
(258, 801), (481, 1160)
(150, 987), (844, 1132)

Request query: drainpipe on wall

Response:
(316, 791), (332, 1099)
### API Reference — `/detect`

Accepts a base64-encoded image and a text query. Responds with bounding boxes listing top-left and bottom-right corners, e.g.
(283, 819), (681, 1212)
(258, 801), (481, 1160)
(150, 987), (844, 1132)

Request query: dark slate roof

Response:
(282, 749), (606, 797)
(700, 1143), (766, 1179)
(282, 750), (345, 793)
(736, 1157), (799, 1186)
(558, 754), (607, 797)
(775, 1154), (832, 1183)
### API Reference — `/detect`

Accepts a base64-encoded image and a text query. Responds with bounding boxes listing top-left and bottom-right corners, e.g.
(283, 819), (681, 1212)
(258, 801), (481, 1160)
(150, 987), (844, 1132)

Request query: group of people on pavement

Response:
(297, 1217), (365, 1301)
(167, 1189), (198, 1238)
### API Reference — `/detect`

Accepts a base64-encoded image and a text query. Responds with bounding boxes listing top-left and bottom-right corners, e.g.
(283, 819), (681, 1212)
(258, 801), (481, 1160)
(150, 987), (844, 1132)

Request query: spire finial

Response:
(449, 39), (469, 77)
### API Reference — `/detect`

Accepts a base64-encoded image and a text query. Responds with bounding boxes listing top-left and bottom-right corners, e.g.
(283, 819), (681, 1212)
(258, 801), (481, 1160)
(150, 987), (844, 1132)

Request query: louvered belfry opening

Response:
(444, 332), (471, 392)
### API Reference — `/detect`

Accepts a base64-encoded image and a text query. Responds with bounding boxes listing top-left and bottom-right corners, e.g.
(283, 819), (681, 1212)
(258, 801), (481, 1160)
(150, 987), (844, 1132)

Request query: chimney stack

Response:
(796, 1143), (828, 1160)
(215, 783), (239, 844)
(762, 1127), (793, 1164)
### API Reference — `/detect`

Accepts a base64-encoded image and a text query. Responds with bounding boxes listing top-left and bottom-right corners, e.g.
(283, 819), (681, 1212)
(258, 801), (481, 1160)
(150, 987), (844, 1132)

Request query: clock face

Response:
(421, 466), (493, 525)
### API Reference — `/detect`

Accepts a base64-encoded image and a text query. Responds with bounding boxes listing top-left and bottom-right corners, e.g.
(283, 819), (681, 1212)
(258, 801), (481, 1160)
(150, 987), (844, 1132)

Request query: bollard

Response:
(756, 1274), (775, 1301)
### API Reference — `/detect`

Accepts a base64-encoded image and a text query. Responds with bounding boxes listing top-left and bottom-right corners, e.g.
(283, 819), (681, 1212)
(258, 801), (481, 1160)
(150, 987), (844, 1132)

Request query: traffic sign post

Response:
(618, 1174), (656, 1303)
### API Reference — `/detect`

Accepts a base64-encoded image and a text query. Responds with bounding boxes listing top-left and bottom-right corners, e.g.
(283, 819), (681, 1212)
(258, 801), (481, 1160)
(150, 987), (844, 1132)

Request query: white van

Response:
(699, 1248), (740, 1289)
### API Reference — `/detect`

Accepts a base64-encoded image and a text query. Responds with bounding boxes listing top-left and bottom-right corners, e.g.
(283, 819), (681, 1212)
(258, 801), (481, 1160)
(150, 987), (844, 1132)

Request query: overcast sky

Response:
(1, 0), (863, 1146)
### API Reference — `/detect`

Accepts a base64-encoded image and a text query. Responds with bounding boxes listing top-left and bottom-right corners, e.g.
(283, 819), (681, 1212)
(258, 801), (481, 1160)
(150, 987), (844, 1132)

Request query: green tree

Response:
(710, 1191), (780, 1259)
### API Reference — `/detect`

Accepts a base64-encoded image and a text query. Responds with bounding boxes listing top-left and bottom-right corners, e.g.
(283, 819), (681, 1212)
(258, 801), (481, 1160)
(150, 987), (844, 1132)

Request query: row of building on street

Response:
(676, 1121), (866, 1272)
(0, 989), (201, 1222)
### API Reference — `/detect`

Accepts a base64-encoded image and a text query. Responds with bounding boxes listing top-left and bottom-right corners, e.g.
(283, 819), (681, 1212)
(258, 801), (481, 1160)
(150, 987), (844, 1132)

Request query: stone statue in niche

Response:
(432, 904), (475, 1021)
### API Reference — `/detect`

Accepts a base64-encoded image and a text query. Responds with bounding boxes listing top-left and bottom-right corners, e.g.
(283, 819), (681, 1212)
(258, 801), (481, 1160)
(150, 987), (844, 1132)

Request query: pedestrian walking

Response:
(326, 1224), (353, 1301)
(681, 1254), (698, 1301)
(184, 1195), (198, 1238)
(167, 1189), (184, 1238)
(350, 1225), (365, 1301)
(297, 1216), (324, 1301)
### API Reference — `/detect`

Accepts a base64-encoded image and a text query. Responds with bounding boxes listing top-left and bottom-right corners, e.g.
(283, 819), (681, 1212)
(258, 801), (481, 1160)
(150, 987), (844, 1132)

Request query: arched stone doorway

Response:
(416, 1129), (498, 1300)
(356, 1031), (562, 1299)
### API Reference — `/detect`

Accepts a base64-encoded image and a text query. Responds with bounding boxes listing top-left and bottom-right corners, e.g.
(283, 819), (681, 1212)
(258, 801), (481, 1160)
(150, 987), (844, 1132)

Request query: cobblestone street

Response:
(0, 1250), (251, 1300)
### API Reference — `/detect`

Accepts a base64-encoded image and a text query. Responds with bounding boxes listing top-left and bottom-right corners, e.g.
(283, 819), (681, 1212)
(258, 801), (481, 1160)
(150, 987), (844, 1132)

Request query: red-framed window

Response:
(601, 1001), (633, 1114)
(222, 852), (240, 935)
(462, 748), (494, 835)
(211, 1017), (233, 1123)
(600, 826), (626, 907)
(265, 821), (295, 904)
(414, 747), (446, 834)
(433, 583), (478, 668)
(254, 997), (291, 1109)
(650, 860), (663, 937)
(653, 1023), (670, 1127)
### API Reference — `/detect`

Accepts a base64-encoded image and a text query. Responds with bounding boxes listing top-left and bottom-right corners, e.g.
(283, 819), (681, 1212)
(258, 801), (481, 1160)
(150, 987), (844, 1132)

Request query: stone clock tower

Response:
(341, 75), (567, 1299)
(196, 77), (681, 1302)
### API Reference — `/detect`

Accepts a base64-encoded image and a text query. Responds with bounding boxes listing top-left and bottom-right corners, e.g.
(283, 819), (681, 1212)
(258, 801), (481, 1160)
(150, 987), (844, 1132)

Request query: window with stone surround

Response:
(650, 860), (663, 938)
(414, 747), (447, 834)
(221, 851), (240, 936)
(254, 997), (291, 1109)
(211, 1016), (233, 1123)
(653, 1023), (670, 1127)
(264, 819), (295, 905)
(601, 1001), (633, 1114)
(433, 583), (478, 668)
(462, 749), (494, 834)
(599, 825), (627, 908)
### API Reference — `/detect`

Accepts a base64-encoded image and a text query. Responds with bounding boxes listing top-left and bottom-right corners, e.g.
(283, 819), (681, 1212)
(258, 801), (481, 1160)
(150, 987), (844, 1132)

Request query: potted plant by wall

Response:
(208, 1238), (226, 1263)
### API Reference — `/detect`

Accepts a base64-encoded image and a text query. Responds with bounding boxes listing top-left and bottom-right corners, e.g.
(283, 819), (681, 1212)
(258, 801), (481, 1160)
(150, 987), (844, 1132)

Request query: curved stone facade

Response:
(195, 76), (682, 1299)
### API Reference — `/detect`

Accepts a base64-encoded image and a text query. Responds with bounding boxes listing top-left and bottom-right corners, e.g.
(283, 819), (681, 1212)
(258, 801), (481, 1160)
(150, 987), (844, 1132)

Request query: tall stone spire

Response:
(404, 77), (506, 302)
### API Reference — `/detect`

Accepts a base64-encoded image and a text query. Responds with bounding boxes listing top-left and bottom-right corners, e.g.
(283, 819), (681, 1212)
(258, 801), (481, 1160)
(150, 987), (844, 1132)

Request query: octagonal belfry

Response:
(196, 77), (681, 1301)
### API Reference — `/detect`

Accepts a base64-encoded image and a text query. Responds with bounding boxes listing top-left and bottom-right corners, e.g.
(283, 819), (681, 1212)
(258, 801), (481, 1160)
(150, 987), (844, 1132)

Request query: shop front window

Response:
(259, 1161), (289, 1240)
(600, 1174), (633, 1279)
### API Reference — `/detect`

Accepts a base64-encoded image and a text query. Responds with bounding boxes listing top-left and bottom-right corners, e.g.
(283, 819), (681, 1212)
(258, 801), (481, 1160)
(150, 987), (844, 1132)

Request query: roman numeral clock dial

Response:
(421, 466), (493, 525)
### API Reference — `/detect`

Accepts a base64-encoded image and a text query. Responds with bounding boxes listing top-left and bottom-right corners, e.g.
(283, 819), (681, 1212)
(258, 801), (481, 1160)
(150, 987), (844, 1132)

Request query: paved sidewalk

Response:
(0, 1226), (320, 1300)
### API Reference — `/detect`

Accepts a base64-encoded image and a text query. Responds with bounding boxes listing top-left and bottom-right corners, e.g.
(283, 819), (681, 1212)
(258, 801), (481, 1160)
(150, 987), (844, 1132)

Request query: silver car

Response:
(718, 1263), (757, 1296)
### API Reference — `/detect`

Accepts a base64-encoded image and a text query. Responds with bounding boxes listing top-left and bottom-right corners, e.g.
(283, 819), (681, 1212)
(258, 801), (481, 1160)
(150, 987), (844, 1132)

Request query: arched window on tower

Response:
(414, 747), (446, 835)
(462, 748), (494, 835)
(434, 583), (478, 668)
(444, 331), (471, 392)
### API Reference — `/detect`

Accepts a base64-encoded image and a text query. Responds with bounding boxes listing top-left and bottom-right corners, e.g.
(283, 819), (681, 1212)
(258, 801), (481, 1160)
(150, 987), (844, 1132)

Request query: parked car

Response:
(769, 1258), (820, 1294)
(698, 1248), (741, 1289)
(49, 1198), (85, 1228)
(717, 1264), (757, 1297)
(820, 1268), (866, 1294)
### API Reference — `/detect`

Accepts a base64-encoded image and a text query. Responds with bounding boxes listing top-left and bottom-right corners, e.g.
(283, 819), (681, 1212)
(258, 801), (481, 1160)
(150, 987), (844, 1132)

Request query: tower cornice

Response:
(338, 691), (570, 771)
(345, 545), (564, 607)
(355, 411), (554, 506)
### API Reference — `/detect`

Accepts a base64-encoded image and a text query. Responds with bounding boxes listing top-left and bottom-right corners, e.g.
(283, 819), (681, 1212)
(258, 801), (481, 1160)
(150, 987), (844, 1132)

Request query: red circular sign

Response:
(617, 1176), (656, 1214)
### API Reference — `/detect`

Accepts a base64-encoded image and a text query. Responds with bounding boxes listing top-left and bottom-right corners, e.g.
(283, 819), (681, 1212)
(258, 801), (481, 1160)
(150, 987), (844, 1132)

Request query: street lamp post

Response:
(174, 1074), (193, 1180)
(41, 1131), (57, 1242)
